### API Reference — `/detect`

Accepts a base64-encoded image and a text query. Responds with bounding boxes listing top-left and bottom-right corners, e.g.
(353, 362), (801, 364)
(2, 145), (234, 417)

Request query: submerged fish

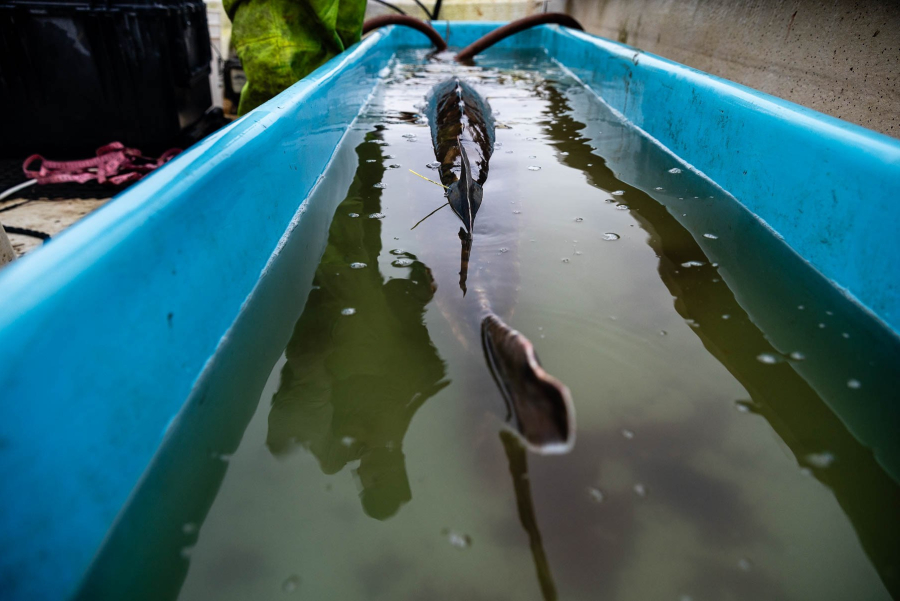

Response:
(425, 76), (575, 454)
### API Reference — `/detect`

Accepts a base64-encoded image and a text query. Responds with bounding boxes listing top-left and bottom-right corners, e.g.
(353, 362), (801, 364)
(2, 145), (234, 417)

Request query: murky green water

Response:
(99, 50), (900, 601)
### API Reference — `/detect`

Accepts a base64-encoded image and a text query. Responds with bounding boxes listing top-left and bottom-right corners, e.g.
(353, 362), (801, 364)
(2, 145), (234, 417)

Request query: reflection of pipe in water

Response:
(500, 431), (559, 601)
(538, 81), (900, 598)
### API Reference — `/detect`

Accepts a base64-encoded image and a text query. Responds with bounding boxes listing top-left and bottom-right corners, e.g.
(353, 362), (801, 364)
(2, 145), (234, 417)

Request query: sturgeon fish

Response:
(424, 76), (575, 454)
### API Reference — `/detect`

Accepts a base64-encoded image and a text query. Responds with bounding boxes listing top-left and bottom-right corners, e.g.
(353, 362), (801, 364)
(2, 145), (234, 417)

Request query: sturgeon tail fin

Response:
(481, 313), (575, 454)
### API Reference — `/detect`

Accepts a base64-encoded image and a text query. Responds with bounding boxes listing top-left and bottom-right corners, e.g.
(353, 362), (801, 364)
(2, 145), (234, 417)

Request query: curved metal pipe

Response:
(454, 13), (583, 62)
(362, 15), (448, 51)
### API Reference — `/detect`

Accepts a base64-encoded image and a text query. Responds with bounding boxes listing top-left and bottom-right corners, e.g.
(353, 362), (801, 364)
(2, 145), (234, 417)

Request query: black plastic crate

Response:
(0, 0), (212, 158)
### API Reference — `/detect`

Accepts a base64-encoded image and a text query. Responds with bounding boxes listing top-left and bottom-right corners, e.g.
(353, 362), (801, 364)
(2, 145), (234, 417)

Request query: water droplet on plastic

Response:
(560, 151), (569, 156)
(847, 378), (861, 389)
(389, 248), (406, 255)
(681, 260), (705, 267)
(369, 212), (385, 219)
(348, 213), (359, 218)
(495, 142), (503, 147)
(621, 428), (635, 440)
(611, 190), (625, 196)
(668, 167), (682, 174)
(602, 232), (620, 241)
(499, 247), (509, 254)
(798, 304), (805, 310)
(616, 204), (629, 210)
(757, 353), (779, 364)
(506, 150), (514, 154)
(513, 210), (521, 214)
(387, 164), (401, 169)
(341, 308), (356, 316)
(282, 575), (301, 593)
(365, 159), (376, 163)
(659, 330), (667, 336)
(561, 257), (570, 263)
(789, 351), (806, 361)
(373, 182), (387, 189)
(703, 233), (719, 239)
(587, 487), (605, 503)
(722, 314), (731, 320)
(341, 436), (355, 446)
(528, 155), (537, 159)
(528, 165), (541, 171)
(737, 558), (752, 572)
(633, 483), (647, 497)
(842, 332), (850, 339)
(402, 133), (416, 139)
(575, 217), (584, 222)
(350, 262), (367, 269)
(654, 186), (664, 191)
(392, 258), (413, 267)
(426, 161), (440, 170)
(526, 137), (537, 141)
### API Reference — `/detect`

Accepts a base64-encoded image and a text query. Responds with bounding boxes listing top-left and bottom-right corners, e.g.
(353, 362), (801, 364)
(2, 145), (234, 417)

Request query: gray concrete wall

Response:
(566, 0), (899, 138)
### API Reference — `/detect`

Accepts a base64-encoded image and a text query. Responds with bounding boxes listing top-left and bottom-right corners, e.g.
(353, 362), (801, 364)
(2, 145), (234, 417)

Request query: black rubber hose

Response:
(455, 13), (583, 62)
(3, 225), (50, 241)
(362, 15), (448, 51)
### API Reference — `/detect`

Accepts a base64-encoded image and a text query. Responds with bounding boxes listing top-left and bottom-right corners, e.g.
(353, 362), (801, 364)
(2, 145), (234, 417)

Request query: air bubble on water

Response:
(561, 257), (570, 263)
(350, 262), (367, 269)
(737, 558), (752, 572)
(348, 213), (359, 218)
(588, 487), (605, 503)
(341, 436), (355, 447)
(681, 261), (705, 268)
(282, 575), (301, 593)
(847, 379), (861, 389)
(818, 322), (826, 328)
(757, 353), (779, 364)
(575, 217), (584, 222)
(621, 428), (635, 440)
(806, 452), (835, 468)
(611, 190), (625, 196)
(722, 314), (731, 320)
(366, 159), (377, 163)
(373, 182), (387, 189)
(426, 161), (440, 170)
(444, 530), (472, 549)
(560, 151), (569, 156)
(789, 351), (806, 361)
(825, 310), (834, 316)
(528, 165), (541, 171)
(798, 304), (805, 310)
(402, 133), (416, 139)
(389, 248), (406, 255)
(369, 212), (385, 219)
(341, 308), (356, 316)
(387, 164), (401, 169)
(654, 186), (664, 191)
(602, 232), (620, 241)
(633, 483), (647, 497)
(392, 258), (413, 267)
(703, 233), (719, 239)
(842, 332), (850, 339)
(668, 167), (682, 174)
(616, 204), (629, 211)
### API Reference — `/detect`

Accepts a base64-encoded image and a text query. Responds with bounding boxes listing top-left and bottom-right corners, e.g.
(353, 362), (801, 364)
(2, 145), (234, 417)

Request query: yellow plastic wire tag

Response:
(408, 169), (448, 189)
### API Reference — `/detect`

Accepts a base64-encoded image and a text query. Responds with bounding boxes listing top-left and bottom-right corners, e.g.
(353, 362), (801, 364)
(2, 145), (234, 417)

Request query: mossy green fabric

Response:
(226, 0), (366, 114)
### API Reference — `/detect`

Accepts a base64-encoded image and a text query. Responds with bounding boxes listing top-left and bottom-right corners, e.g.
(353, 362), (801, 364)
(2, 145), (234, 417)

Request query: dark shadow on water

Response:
(537, 80), (900, 599)
(267, 127), (449, 521)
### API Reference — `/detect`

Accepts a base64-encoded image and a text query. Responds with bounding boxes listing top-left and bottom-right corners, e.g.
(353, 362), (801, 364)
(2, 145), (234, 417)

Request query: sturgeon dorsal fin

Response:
(457, 137), (475, 233)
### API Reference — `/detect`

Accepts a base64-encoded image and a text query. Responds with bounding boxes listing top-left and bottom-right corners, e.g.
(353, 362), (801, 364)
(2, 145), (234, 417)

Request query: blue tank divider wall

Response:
(542, 27), (900, 334)
(0, 20), (897, 601)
